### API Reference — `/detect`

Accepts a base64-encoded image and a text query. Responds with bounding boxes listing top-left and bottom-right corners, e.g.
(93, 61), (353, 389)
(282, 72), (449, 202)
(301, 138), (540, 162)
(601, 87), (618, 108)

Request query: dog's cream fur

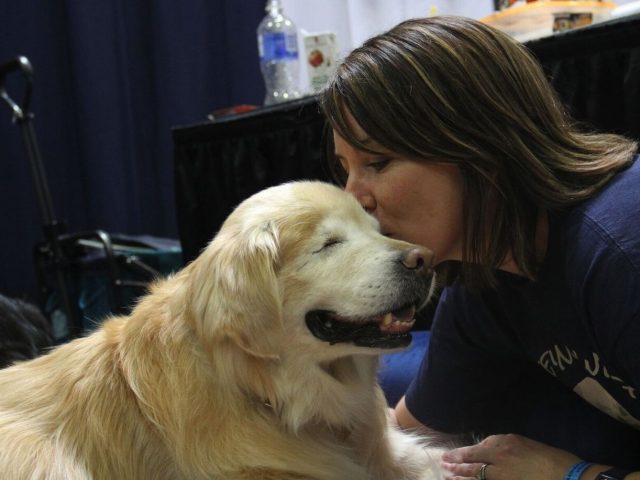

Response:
(0, 181), (443, 479)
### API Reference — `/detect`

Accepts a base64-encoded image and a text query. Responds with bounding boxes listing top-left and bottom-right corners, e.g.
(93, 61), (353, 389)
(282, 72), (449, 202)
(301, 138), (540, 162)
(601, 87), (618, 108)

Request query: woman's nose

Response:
(345, 177), (376, 213)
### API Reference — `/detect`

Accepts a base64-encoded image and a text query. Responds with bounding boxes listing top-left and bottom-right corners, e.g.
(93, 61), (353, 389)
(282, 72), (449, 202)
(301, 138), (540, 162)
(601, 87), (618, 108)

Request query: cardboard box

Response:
(303, 32), (338, 93)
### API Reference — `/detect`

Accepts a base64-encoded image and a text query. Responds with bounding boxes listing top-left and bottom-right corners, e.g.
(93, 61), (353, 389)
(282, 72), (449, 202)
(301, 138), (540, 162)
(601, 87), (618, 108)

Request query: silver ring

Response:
(478, 463), (489, 480)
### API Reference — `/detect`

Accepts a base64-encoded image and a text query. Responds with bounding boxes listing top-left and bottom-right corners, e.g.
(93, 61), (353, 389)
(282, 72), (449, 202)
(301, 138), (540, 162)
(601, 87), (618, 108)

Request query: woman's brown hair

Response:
(319, 15), (637, 289)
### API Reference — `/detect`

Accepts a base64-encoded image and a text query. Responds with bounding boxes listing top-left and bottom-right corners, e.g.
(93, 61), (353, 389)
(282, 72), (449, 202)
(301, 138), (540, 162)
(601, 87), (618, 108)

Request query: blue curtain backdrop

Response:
(0, 0), (266, 301)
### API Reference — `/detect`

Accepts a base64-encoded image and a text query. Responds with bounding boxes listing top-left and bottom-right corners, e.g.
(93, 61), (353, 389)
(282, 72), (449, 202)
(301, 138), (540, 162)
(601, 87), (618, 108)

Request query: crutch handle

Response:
(0, 56), (33, 122)
(0, 56), (32, 80)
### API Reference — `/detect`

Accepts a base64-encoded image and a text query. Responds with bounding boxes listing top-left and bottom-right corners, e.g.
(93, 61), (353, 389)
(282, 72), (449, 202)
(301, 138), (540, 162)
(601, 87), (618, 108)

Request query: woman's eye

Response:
(368, 158), (390, 172)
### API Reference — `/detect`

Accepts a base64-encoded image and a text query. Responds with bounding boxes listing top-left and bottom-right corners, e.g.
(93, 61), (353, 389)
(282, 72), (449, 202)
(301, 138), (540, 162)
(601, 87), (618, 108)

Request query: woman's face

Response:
(334, 126), (465, 266)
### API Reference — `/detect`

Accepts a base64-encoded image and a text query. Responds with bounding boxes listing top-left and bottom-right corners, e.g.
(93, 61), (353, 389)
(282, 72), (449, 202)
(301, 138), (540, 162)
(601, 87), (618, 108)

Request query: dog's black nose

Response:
(401, 246), (433, 273)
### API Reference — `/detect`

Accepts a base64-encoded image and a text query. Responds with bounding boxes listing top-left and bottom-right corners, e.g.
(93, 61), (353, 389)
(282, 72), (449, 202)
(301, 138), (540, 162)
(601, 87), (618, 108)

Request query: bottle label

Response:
(259, 32), (298, 61)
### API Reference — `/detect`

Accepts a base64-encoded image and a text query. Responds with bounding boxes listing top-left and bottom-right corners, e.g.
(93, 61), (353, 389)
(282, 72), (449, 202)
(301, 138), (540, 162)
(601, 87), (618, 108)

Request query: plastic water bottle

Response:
(257, 0), (301, 105)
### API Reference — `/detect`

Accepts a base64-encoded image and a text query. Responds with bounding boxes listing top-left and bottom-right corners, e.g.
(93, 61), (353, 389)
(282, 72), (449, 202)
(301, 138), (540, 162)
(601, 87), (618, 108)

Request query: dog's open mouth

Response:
(305, 304), (417, 349)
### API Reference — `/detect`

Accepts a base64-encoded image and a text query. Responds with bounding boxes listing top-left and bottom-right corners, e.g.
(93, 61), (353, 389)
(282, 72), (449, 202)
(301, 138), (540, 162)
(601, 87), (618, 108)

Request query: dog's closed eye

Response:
(313, 237), (343, 254)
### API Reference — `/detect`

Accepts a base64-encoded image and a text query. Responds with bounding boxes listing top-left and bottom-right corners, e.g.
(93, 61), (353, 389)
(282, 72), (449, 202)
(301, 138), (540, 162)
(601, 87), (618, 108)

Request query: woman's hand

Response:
(440, 434), (580, 480)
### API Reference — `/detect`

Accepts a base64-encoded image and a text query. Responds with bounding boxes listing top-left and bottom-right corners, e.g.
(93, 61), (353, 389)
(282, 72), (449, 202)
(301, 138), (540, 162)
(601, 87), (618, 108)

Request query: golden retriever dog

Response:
(0, 181), (443, 479)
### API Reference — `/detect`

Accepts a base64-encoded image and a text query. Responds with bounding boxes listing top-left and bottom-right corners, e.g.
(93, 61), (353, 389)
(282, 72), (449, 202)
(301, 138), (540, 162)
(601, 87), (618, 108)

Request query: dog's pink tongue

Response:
(378, 306), (416, 334)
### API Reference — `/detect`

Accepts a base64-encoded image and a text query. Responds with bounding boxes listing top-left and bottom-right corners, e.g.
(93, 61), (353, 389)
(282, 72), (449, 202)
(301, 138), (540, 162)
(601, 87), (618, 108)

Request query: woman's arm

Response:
(394, 396), (640, 480)
(393, 395), (473, 446)
(441, 433), (640, 480)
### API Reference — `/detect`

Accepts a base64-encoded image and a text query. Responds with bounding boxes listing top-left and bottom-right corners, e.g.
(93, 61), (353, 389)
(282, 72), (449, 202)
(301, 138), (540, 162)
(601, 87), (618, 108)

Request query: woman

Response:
(319, 15), (640, 480)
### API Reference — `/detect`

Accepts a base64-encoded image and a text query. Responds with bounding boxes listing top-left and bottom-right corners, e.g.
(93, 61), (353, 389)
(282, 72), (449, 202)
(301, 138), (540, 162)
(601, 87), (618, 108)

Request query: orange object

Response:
(207, 104), (258, 121)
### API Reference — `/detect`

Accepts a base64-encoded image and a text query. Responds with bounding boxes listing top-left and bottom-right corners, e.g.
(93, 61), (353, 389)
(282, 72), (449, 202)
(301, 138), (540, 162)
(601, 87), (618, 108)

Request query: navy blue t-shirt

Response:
(406, 156), (640, 468)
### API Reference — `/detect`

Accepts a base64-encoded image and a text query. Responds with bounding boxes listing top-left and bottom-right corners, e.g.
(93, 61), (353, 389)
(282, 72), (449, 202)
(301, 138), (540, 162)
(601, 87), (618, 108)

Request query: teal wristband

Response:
(565, 461), (594, 480)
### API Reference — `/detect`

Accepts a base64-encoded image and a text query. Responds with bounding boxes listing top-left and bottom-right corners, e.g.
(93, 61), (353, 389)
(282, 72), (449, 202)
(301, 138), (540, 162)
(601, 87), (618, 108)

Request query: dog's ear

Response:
(186, 219), (283, 359)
